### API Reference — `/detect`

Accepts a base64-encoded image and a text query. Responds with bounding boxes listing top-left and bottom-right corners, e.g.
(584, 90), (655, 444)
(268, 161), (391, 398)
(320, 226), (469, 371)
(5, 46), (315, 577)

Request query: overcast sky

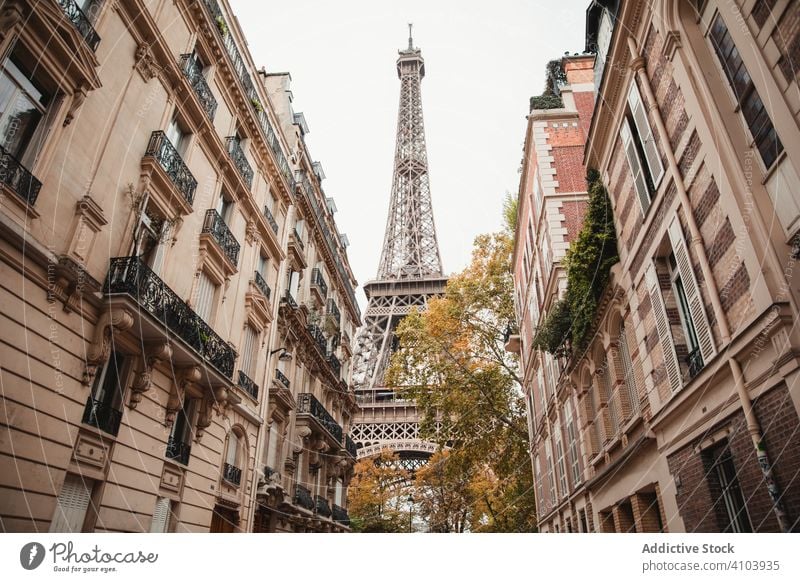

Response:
(229, 0), (589, 308)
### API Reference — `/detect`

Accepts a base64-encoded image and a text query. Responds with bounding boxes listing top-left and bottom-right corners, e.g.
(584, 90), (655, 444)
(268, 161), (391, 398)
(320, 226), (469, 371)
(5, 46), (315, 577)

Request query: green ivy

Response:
(533, 169), (619, 356)
(250, 97), (264, 113)
(529, 94), (564, 111)
(216, 16), (229, 37)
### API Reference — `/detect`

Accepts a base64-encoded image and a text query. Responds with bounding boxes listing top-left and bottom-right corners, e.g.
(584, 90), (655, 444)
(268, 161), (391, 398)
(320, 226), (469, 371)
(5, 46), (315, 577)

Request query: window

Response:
(0, 53), (52, 164)
(133, 203), (167, 270)
(599, 358), (618, 436)
(166, 398), (194, 465)
(618, 322), (639, 416)
(545, 439), (556, 502)
(239, 325), (258, 380)
(84, 349), (126, 436)
(705, 442), (752, 532)
(593, 8), (614, 92)
(287, 269), (300, 302)
(554, 426), (568, 496)
(708, 12), (783, 168)
(149, 497), (173, 533)
(564, 399), (581, 486)
(669, 252), (702, 377)
(49, 474), (94, 532)
(621, 82), (664, 214)
(578, 509), (589, 533)
(534, 456), (545, 513)
(266, 423), (280, 470)
(257, 254), (268, 277)
(215, 190), (233, 223)
(586, 384), (601, 454)
(193, 271), (217, 322)
(335, 479), (344, 506)
(165, 115), (188, 155)
(224, 431), (241, 483)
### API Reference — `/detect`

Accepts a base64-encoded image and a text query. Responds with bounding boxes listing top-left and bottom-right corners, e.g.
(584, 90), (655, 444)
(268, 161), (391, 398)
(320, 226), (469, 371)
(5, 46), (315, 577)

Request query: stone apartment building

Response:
(0, 0), (358, 533)
(511, 0), (800, 533)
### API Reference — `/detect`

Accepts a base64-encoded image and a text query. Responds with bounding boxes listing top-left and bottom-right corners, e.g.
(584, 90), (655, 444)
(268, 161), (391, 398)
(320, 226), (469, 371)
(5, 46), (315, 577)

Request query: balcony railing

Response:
(326, 298), (341, 327)
(202, 209), (240, 266)
(283, 290), (298, 310)
(291, 227), (305, 250)
(263, 206), (279, 235)
(82, 396), (122, 436)
(253, 271), (271, 301)
(294, 484), (314, 511)
(105, 256), (236, 378)
(327, 353), (341, 378)
(179, 54), (217, 121)
(166, 435), (191, 465)
(311, 268), (328, 298)
(0, 144), (43, 206)
(332, 504), (350, 526)
(144, 131), (197, 205)
(223, 462), (242, 486)
(56, 0), (101, 51)
(315, 495), (332, 518)
(297, 393), (343, 443)
(225, 137), (253, 188)
(307, 323), (326, 354)
(686, 347), (704, 380)
(272, 370), (290, 392)
(345, 435), (357, 458)
(237, 370), (259, 400)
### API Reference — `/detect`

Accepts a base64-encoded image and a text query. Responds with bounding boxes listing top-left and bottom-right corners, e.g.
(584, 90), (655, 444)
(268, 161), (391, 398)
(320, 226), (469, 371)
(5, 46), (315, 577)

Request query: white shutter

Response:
(267, 424), (279, 468)
(149, 497), (171, 533)
(667, 218), (717, 362)
(621, 118), (651, 214)
(240, 326), (258, 378)
(194, 271), (216, 321)
(628, 81), (664, 187)
(49, 474), (92, 532)
(226, 432), (239, 466)
(646, 263), (683, 392)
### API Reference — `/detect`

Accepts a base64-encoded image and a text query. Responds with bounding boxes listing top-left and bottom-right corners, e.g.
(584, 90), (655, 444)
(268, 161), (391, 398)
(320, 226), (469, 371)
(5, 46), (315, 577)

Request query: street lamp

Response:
(269, 347), (292, 361)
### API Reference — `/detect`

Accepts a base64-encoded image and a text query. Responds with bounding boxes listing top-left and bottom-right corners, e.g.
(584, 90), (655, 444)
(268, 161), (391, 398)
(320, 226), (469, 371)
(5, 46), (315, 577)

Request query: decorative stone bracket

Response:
(82, 308), (134, 386)
(127, 341), (172, 409)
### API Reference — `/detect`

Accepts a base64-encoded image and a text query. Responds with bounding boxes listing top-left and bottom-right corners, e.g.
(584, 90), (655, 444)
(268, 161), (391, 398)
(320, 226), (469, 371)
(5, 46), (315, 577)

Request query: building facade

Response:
(511, 0), (800, 533)
(0, 0), (358, 533)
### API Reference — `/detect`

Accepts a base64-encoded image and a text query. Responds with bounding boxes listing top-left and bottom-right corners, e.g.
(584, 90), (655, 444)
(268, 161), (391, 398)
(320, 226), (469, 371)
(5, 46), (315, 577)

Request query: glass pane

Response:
(0, 91), (41, 158)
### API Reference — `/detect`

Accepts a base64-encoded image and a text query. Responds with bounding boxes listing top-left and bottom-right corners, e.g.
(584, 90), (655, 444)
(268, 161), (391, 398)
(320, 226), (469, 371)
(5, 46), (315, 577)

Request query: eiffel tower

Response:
(350, 26), (447, 471)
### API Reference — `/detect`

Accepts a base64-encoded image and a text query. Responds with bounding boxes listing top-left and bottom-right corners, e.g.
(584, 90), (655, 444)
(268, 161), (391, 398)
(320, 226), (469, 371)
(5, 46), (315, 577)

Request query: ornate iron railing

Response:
(179, 54), (217, 121)
(223, 462), (242, 486)
(283, 290), (298, 310)
(315, 495), (332, 518)
(237, 370), (259, 400)
(327, 354), (341, 378)
(345, 435), (357, 458)
(263, 206), (279, 235)
(294, 484), (314, 511)
(202, 208), (240, 266)
(225, 137), (253, 188)
(311, 268), (328, 298)
(105, 256), (236, 378)
(686, 347), (704, 379)
(332, 504), (350, 525)
(144, 131), (197, 205)
(56, 0), (101, 51)
(307, 323), (326, 354)
(82, 396), (122, 436)
(326, 298), (341, 326)
(297, 393), (343, 443)
(0, 144), (42, 206)
(291, 227), (305, 250)
(166, 435), (191, 465)
(274, 369), (290, 389)
(253, 271), (271, 300)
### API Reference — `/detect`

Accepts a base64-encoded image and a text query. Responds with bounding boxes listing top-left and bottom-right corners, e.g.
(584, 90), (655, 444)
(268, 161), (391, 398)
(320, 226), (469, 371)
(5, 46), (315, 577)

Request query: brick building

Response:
(0, 0), (358, 532)
(510, 0), (800, 533)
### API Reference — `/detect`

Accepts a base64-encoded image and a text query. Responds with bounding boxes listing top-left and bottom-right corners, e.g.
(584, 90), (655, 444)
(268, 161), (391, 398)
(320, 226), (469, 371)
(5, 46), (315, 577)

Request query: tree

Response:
(347, 450), (411, 532)
(386, 197), (537, 532)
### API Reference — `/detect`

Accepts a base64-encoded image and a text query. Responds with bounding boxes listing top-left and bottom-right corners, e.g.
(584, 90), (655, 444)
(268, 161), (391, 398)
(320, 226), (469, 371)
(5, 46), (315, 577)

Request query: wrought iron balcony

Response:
(82, 396), (122, 436)
(283, 290), (298, 310)
(144, 131), (197, 205)
(686, 347), (704, 379)
(315, 495), (332, 518)
(263, 206), (279, 235)
(225, 137), (253, 188)
(345, 434), (357, 458)
(237, 370), (259, 400)
(311, 268), (328, 298)
(166, 435), (191, 465)
(297, 393), (343, 443)
(332, 504), (350, 526)
(202, 208), (240, 266)
(0, 144), (42, 206)
(307, 323), (327, 354)
(275, 369), (290, 389)
(327, 353), (341, 378)
(179, 54), (217, 121)
(223, 462), (242, 486)
(105, 256), (236, 378)
(253, 271), (271, 301)
(291, 227), (305, 250)
(56, 0), (101, 51)
(294, 484), (315, 511)
(326, 298), (341, 327)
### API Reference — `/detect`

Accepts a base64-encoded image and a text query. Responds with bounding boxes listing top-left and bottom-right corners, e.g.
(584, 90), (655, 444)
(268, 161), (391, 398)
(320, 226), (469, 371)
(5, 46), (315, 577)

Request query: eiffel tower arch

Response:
(351, 28), (446, 471)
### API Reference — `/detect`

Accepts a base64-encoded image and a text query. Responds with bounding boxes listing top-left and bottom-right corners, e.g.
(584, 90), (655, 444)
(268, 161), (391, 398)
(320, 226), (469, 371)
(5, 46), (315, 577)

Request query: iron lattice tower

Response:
(350, 28), (447, 471)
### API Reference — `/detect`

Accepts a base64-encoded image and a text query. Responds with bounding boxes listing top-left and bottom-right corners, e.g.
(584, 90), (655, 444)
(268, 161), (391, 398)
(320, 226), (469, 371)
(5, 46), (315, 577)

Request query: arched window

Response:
(223, 431), (243, 487)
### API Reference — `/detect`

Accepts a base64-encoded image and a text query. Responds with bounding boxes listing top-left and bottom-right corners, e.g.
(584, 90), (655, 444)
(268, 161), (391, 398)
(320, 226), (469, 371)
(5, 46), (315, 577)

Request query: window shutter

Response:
(194, 271), (216, 321)
(667, 218), (717, 362)
(240, 326), (258, 377)
(227, 433), (239, 466)
(49, 474), (92, 532)
(628, 81), (664, 186)
(646, 263), (683, 392)
(621, 118), (651, 214)
(149, 497), (171, 533)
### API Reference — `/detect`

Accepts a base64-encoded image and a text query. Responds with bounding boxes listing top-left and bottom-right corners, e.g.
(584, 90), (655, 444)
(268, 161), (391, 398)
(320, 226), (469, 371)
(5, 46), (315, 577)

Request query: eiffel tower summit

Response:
(350, 26), (447, 470)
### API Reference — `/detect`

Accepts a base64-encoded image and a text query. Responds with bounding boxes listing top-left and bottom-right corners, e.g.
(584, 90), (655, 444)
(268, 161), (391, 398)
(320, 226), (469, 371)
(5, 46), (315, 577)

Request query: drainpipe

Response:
(628, 36), (790, 532)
